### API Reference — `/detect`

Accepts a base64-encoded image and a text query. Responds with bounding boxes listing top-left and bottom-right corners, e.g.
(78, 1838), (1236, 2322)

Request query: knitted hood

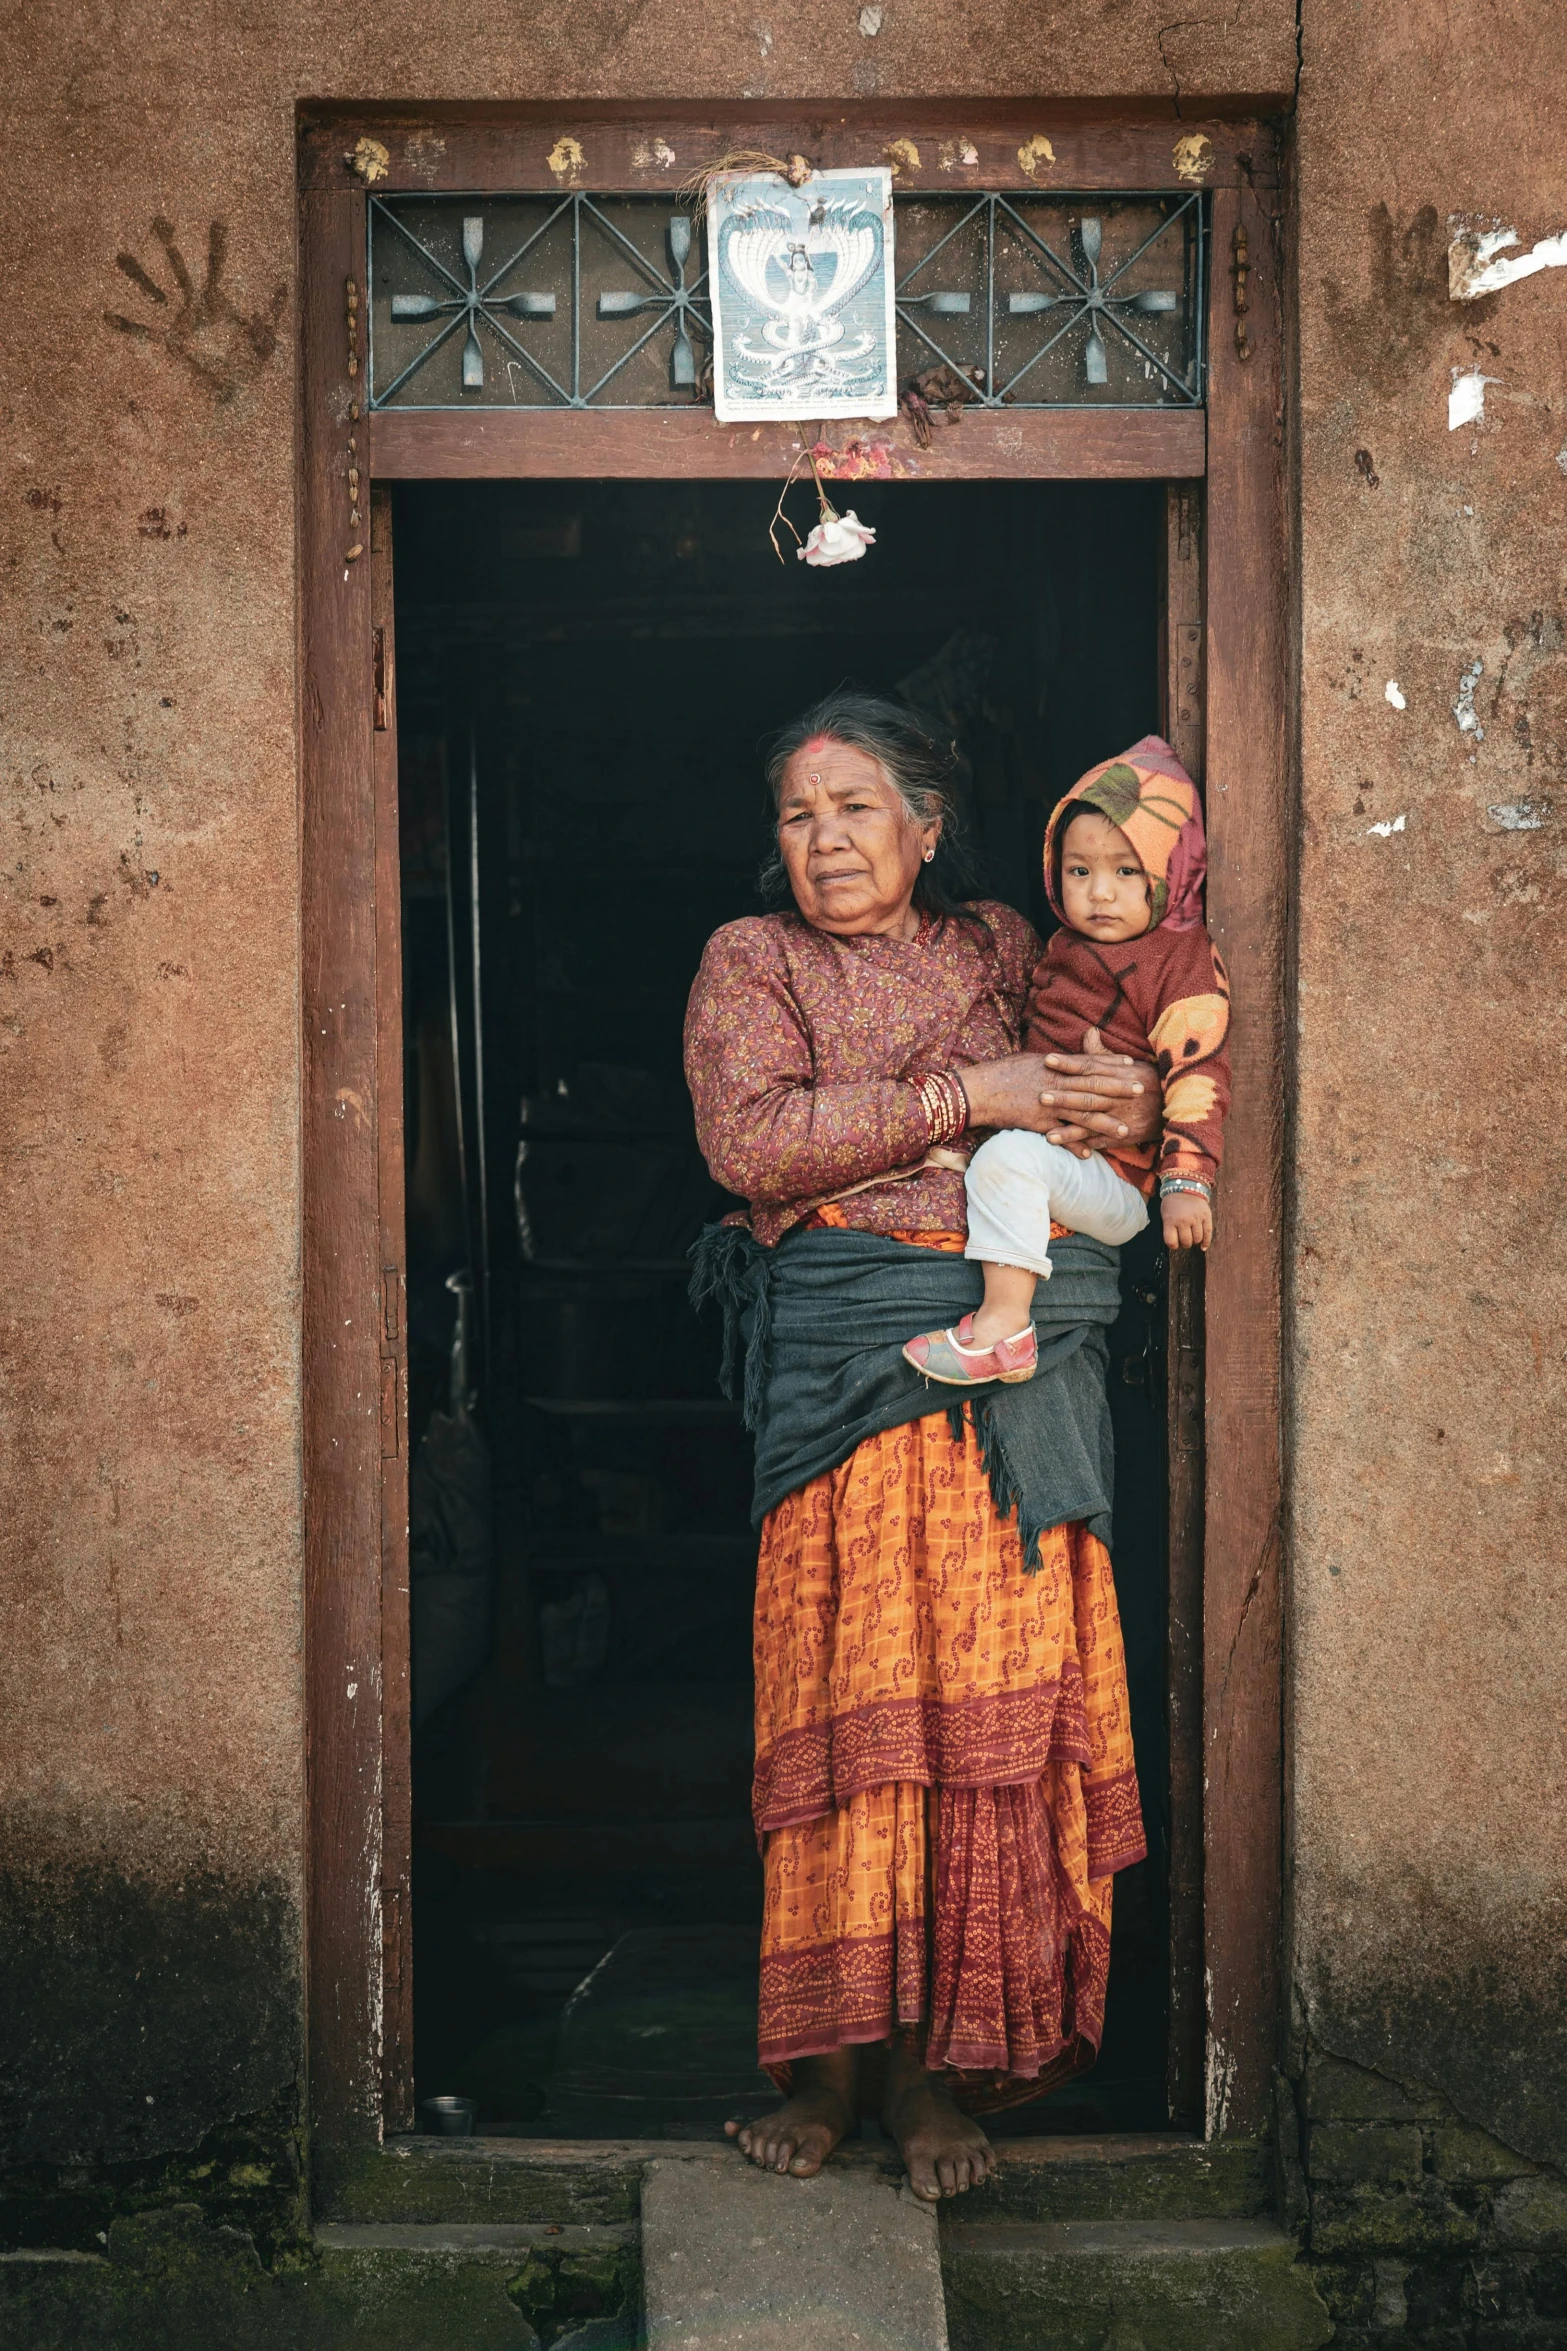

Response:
(1043, 734), (1207, 933)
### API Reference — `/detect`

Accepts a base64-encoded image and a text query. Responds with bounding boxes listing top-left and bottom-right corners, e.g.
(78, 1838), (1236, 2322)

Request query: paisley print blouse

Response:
(683, 902), (1041, 1246)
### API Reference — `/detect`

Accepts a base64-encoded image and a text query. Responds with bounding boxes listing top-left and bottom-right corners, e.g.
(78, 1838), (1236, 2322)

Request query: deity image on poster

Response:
(707, 167), (898, 422)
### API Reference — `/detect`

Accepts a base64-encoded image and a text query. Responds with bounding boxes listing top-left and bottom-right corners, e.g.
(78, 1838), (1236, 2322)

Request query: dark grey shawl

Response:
(689, 1223), (1121, 1564)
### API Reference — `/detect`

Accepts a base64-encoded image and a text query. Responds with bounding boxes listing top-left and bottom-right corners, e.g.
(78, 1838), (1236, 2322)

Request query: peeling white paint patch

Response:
(347, 1681), (358, 1700)
(1204, 2025), (1235, 2139)
(1556, 444), (1567, 477)
(858, 3), (884, 31)
(1488, 798), (1551, 831)
(1366, 813), (1407, 837)
(1449, 369), (1497, 430)
(1453, 658), (1485, 740)
(940, 138), (979, 171)
(1450, 222), (1567, 300)
(631, 138), (677, 170)
(1372, 2266), (1411, 2330)
(1384, 680), (1407, 710)
(404, 130), (447, 184)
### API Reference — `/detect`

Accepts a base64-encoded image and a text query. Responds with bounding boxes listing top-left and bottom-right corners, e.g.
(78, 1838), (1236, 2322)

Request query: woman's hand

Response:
(1037, 1027), (1160, 1158)
(955, 1052), (1113, 1139)
(959, 1030), (1158, 1156)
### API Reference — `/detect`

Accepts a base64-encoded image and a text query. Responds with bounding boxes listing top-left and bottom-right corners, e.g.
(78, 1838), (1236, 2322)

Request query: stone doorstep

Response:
(307, 2144), (1293, 2351)
(313, 2220), (639, 2350)
(5, 2175), (1321, 2351)
(944, 2216), (1294, 2251)
(941, 2218), (1335, 2351)
(314, 2130), (1269, 2227)
(315, 2222), (637, 2254)
(0, 2248), (109, 2264)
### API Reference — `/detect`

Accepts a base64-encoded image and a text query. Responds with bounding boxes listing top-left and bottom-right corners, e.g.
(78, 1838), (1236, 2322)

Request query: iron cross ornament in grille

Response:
(385, 213), (556, 395)
(1006, 215), (1180, 387)
(596, 213), (704, 391)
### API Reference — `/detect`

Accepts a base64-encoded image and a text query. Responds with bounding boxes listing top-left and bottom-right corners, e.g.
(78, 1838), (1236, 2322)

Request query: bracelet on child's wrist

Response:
(1159, 1176), (1212, 1200)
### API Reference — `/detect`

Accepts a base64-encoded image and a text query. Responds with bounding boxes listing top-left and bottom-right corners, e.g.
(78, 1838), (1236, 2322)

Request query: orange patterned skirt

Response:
(753, 1397), (1145, 2111)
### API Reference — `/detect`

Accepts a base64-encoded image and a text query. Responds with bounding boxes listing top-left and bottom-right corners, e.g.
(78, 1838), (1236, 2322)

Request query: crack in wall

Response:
(1220, 1518), (1279, 1702)
(1296, 2033), (1551, 2172)
(1156, 0), (1248, 113)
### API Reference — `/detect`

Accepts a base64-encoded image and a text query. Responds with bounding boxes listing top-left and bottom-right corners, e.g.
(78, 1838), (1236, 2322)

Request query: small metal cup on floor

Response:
(421, 2095), (478, 2136)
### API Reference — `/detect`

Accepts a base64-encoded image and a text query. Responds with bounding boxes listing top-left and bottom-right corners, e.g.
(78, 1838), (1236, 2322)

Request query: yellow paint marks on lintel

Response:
(1173, 134), (1215, 184)
(346, 137), (390, 186)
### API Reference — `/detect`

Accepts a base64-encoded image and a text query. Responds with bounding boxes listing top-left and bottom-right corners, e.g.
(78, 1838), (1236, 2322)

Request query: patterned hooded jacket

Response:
(1024, 735), (1231, 1195)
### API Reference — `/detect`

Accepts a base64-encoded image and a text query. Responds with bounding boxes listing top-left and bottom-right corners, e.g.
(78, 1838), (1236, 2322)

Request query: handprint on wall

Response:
(1321, 204), (1498, 398)
(105, 218), (288, 402)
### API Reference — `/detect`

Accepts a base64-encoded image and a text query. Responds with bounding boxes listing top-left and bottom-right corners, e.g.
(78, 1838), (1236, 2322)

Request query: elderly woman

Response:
(684, 690), (1159, 2201)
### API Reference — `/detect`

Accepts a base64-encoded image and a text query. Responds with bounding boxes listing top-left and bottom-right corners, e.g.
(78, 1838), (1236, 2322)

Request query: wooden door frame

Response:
(298, 104), (1286, 2149)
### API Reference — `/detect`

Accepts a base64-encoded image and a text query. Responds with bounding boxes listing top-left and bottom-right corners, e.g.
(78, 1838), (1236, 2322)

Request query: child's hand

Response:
(1162, 1195), (1213, 1253)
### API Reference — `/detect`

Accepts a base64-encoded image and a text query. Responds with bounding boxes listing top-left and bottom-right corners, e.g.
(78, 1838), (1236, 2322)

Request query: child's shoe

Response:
(902, 1316), (1038, 1385)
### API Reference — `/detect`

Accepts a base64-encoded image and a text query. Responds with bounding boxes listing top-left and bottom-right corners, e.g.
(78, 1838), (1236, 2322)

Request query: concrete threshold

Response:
(641, 2154), (949, 2351)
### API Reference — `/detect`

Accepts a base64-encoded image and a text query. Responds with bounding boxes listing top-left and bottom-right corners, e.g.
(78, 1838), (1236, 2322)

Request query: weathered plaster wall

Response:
(1292, 0), (1567, 2172)
(0, 0), (1298, 2179)
(11, 0), (1564, 2271)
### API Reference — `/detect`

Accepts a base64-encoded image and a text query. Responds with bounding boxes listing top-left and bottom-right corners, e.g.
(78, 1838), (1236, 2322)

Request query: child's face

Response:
(1059, 810), (1152, 942)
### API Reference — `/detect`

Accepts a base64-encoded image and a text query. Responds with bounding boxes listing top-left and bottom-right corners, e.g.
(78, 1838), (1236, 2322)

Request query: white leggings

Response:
(963, 1128), (1149, 1279)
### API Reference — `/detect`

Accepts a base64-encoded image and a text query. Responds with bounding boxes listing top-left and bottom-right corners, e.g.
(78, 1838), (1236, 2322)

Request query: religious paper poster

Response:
(707, 167), (898, 424)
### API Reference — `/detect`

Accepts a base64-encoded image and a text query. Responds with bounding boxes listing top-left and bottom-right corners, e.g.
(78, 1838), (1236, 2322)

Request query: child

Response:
(903, 735), (1230, 1386)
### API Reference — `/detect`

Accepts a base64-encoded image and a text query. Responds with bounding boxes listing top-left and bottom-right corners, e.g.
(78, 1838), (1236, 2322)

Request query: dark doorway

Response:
(393, 473), (1172, 2137)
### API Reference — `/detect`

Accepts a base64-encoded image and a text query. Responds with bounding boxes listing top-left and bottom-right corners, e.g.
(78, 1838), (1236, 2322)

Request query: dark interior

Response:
(394, 473), (1173, 2138)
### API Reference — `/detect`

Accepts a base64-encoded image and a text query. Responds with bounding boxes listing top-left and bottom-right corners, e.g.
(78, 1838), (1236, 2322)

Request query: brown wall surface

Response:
(0, 0), (1297, 2173)
(1292, 2), (1567, 2166)
(11, 0), (1563, 2195)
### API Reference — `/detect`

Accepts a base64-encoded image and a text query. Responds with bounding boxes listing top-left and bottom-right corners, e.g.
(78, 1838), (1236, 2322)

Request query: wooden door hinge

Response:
(1231, 224), (1253, 363)
(380, 1355), (399, 1457)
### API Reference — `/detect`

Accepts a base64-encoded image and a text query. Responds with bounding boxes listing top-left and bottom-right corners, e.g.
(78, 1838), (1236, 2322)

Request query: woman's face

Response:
(775, 739), (937, 939)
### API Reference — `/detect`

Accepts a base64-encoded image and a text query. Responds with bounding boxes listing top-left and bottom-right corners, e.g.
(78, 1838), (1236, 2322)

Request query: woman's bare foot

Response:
(725, 2050), (858, 2178)
(883, 2040), (995, 2200)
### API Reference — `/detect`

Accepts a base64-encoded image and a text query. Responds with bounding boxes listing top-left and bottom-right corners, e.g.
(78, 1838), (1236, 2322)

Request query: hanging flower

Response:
(799, 509), (876, 566)
(770, 442), (877, 569)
